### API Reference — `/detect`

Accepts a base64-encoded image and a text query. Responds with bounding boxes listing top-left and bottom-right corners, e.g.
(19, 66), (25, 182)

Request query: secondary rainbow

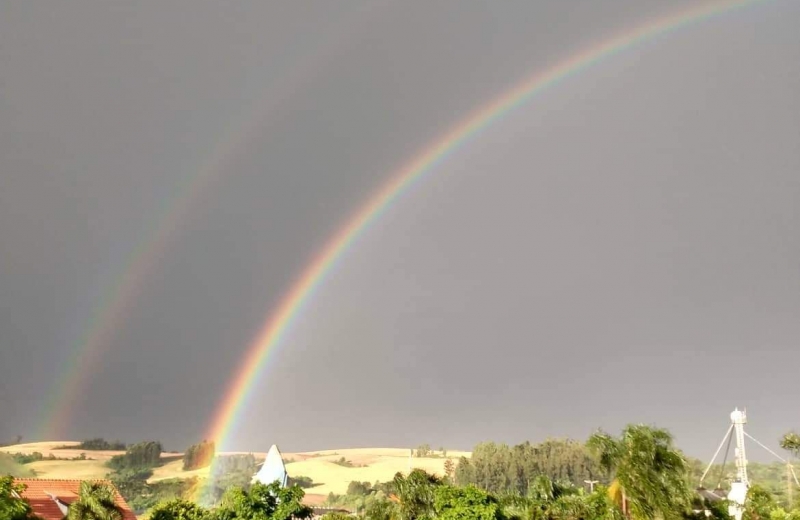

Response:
(38, 7), (382, 440)
(206, 0), (768, 448)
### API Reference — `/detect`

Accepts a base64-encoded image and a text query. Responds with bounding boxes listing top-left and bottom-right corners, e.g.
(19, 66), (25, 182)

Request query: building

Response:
(254, 444), (288, 487)
(14, 478), (136, 520)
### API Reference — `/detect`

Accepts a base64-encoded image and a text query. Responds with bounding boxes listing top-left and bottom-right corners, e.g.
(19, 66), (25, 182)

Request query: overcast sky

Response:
(1, 0), (799, 461)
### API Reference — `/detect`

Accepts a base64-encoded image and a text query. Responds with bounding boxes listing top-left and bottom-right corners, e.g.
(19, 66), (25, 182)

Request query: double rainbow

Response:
(205, 0), (769, 449)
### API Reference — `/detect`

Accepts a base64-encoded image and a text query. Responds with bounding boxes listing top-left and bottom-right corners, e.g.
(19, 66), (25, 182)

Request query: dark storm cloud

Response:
(1, 0), (798, 461)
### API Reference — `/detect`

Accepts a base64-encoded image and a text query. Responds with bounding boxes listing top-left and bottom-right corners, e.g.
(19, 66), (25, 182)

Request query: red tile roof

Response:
(14, 479), (136, 520)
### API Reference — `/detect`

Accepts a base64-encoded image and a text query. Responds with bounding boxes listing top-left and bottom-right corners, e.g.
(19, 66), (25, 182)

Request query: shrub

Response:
(183, 440), (215, 471)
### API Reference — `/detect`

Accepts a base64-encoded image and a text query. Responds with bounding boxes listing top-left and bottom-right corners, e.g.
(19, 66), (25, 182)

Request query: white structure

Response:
(701, 408), (800, 520)
(254, 444), (288, 487)
(727, 409), (749, 520)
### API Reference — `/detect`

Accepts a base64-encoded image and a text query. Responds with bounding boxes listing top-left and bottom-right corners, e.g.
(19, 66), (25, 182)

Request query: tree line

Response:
(4, 425), (799, 520)
(453, 439), (609, 495)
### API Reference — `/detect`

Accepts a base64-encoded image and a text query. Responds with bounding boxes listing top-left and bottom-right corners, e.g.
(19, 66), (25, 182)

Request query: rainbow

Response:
(205, 0), (770, 450)
(38, 6), (383, 440)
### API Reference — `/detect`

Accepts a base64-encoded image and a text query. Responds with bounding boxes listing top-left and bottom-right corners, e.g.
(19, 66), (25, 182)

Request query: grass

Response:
(25, 459), (109, 479)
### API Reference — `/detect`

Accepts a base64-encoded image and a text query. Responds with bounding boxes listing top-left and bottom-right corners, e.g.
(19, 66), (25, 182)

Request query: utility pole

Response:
(584, 480), (599, 493)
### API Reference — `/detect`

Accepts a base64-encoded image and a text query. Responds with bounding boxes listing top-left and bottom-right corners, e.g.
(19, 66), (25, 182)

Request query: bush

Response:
(108, 441), (163, 471)
(289, 476), (315, 489)
(415, 444), (432, 457)
(332, 457), (355, 468)
(12, 452), (44, 465)
(199, 454), (257, 506)
(183, 440), (215, 471)
(321, 513), (352, 520)
(148, 498), (209, 520)
(65, 438), (127, 451)
(346, 481), (372, 496)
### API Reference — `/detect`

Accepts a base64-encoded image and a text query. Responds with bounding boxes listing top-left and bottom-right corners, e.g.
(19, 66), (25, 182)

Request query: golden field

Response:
(0, 442), (470, 499)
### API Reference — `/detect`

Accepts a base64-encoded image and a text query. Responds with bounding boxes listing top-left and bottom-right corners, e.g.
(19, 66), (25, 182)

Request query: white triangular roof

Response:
(254, 444), (288, 486)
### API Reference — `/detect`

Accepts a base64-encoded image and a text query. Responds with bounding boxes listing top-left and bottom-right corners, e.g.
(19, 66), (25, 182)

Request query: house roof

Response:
(14, 479), (136, 520)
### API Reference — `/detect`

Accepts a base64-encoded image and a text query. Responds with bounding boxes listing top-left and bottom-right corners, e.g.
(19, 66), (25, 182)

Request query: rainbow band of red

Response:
(205, 0), (768, 448)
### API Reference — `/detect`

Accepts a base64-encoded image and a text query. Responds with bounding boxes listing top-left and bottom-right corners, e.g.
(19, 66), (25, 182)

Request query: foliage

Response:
(66, 439), (128, 451)
(689, 459), (799, 508)
(366, 496), (397, 520)
(11, 453), (45, 465)
(66, 481), (124, 520)
(12, 451), (90, 464)
(131, 478), (197, 514)
(782, 434), (800, 459)
(213, 481), (312, 520)
(455, 439), (607, 495)
(347, 481), (373, 496)
(0, 453), (35, 477)
(587, 424), (691, 520)
(390, 469), (442, 520)
(434, 485), (506, 520)
(768, 508), (800, 520)
(416, 445), (433, 458)
(288, 476), (315, 489)
(0, 476), (39, 520)
(332, 457), (356, 468)
(147, 498), (210, 520)
(184, 441), (216, 471)
(108, 441), (163, 471)
(444, 460), (456, 481)
(199, 454), (258, 507)
(744, 485), (778, 520)
(320, 513), (351, 520)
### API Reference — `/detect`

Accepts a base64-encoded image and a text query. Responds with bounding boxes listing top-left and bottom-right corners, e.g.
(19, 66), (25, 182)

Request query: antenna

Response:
(726, 408), (749, 520)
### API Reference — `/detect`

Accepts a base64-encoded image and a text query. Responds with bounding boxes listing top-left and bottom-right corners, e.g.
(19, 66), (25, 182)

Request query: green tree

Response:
(148, 498), (210, 520)
(416, 445), (432, 458)
(212, 481), (311, 520)
(347, 481), (372, 496)
(455, 439), (605, 495)
(366, 497), (398, 520)
(200, 454), (258, 506)
(782, 434), (800, 459)
(743, 485), (777, 520)
(108, 441), (163, 471)
(434, 485), (506, 520)
(320, 514), (351, 520)
(391, 470), (441, 520)
(184, 441), (216, 471)
(0, 476), (39, 520)
(66, 482), (125, 520)
(587, 424), (691, 520)
(444, 460), (456, 481)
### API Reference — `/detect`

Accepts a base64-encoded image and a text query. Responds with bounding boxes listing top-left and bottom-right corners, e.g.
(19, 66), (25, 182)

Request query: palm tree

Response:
(587, 424), (691, 520)
(781, 432), (800, 458)
(390, 469), (441, 520)
(66, 482), (124, 520)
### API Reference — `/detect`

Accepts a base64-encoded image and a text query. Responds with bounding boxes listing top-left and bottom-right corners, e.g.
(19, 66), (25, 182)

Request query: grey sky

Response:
(1, 0), (798, 461)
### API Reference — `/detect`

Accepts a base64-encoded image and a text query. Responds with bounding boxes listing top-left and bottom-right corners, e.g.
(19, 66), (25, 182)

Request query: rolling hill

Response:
(0, 442), (470, 501)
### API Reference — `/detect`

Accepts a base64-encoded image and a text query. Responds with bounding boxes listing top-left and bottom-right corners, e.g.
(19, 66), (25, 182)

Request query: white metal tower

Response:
(700, 408), (800, 520)
(728, 408), (748, 520)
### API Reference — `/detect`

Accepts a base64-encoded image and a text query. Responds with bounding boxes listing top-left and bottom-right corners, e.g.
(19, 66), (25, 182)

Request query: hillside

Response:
(0, 442), (469, 500)
(0, 453), (35, 477)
